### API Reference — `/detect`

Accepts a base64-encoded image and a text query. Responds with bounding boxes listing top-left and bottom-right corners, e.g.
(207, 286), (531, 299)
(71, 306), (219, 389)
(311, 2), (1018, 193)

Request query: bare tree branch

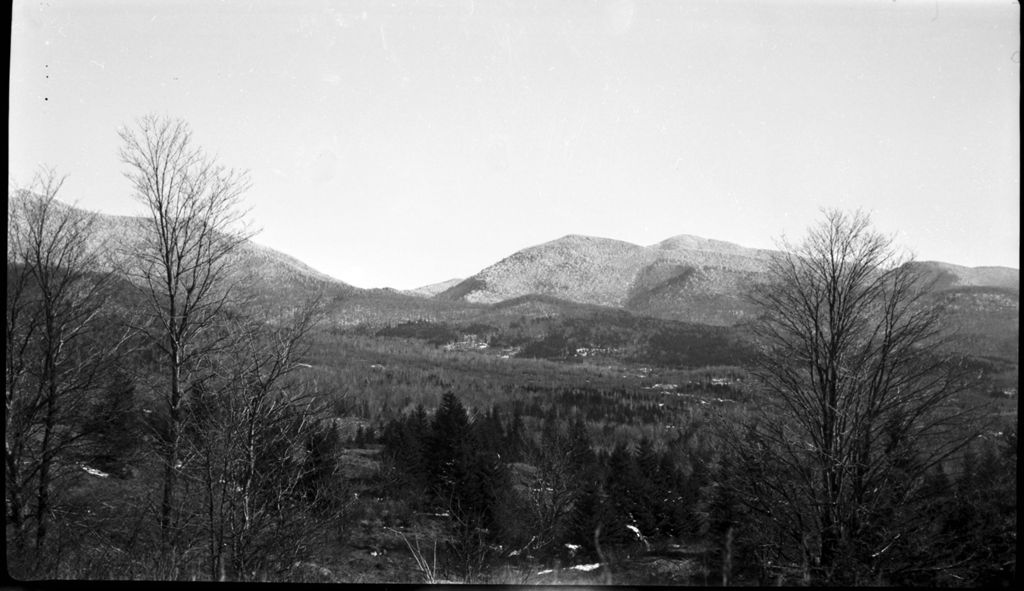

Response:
(732, 209), (979, 584)
(118, 115), (254, 547)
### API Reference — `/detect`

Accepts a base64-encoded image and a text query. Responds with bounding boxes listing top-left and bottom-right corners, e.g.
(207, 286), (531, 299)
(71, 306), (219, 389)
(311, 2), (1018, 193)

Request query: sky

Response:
(9, 0), (1020, 290)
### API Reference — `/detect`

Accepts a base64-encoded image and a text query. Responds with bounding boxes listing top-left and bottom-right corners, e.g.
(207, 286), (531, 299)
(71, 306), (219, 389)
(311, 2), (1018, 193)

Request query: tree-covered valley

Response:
(6, 117), (1017, 586)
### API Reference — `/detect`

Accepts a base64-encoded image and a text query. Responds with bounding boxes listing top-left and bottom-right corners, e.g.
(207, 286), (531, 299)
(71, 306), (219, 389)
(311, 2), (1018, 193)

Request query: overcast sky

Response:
(9, 0), (1020, 289)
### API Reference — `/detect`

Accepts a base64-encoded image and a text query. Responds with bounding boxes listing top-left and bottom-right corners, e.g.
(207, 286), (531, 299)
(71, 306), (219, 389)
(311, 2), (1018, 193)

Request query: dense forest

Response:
(5, 118), (1017, 585)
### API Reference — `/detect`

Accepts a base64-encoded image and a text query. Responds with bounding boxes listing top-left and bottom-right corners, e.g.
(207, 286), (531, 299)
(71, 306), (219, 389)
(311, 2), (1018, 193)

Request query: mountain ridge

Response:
(436, 232), (1018, 327)
(9, 197), (1016, 359)
(8, 194), (362, 307)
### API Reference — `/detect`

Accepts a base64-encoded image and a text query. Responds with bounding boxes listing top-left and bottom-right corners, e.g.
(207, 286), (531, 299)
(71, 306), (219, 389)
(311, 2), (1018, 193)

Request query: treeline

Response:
(374, 391), (1016, 585)
(378, 392), (712, 580)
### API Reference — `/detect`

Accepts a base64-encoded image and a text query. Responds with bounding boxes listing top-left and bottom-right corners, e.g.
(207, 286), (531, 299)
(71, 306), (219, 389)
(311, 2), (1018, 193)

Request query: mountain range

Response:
(433, 233), (1019, 327)
(8, 197), (1018, 362)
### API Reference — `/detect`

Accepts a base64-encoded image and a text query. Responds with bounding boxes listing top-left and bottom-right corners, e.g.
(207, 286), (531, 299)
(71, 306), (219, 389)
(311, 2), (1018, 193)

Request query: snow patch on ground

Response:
(82, 465), (109, 478)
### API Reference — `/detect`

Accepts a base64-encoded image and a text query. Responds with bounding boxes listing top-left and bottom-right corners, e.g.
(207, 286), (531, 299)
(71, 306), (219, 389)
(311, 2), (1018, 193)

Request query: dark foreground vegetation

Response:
(6, 117), (1017, 585)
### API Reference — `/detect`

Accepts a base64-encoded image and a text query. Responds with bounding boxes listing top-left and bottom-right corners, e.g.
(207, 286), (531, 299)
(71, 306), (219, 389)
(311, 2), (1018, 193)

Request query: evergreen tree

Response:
(461, 447), (509, 539)
(656, 451), (690, 537)
(428, 391), (473, 492)
(504, 409), (527, 463)
(604, 442), (641, 546)
(409, 404), (430, 442)
(633, 437), (662, 535)
(540, 406), (561, 450)
(474, 406), (506, 458)
(928, 433), (1017, 586)
(381, 414), (429, 493)
(566, 416), (596, 473)
(424, 393), (510, 580)
(566, 476), (610, 559)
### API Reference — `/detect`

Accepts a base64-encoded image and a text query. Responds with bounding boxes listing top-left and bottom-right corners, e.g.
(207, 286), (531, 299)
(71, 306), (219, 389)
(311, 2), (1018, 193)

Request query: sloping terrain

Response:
(431, 232), (1018, 363)
(932, 286), (1019, 362)
(439, 235), (651, 307)
(436, 233), (1019, 330)
(404, 278), (464, 298)
(907, 261), (1019, 291)
(8, 194), (362, 310)
(908, 262), (1019, 362)
(10, 196), (1017, 364)
(436, 233), (775, 325)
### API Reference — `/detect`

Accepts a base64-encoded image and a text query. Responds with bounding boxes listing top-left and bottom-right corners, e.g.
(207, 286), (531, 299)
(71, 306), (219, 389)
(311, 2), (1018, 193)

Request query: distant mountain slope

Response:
(405, 278), (464, 298)
(930, 285), (1019, 362)
(906, 261), (1019, 291)
(10, 196), (1016, 363)
(438, 235), (650, 307)
(435, 233), (1019, 337)
(436, 233), (775, 324)
(8, 195), (361, 307)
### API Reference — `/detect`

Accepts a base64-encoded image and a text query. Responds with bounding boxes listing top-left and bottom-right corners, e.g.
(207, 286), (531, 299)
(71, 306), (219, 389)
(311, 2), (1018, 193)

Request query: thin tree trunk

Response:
(7, 459), (28, 564)
(162, 349), (181, 546)
(34, 344), (59, 559)
(721, 525), (734, 586)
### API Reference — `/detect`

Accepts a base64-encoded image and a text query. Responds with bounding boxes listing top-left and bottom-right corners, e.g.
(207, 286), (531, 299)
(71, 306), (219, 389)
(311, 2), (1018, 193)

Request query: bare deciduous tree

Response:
(6, 169), (123, 573)
(514, 423), (585, 557)
(734, 209), (976, 584)
(118, 115), (254, 546)
(180, 302), (330, 581)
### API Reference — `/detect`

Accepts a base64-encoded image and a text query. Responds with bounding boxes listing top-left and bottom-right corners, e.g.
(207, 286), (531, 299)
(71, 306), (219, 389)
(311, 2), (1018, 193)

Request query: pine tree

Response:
(427, 393), (509, 580)
(656, 451), (690, 537)
(634, 437), (662, 535)
(504, 409), (527, 463)
(473, 406), (505, 458)
(462, 447), (509, 539)
(566, 416), (596, 473)
(566, 476), (610, 559)
(604, 442), (641, 546)
(428, 392), (473, 493)
(410, 404), (430, 442)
